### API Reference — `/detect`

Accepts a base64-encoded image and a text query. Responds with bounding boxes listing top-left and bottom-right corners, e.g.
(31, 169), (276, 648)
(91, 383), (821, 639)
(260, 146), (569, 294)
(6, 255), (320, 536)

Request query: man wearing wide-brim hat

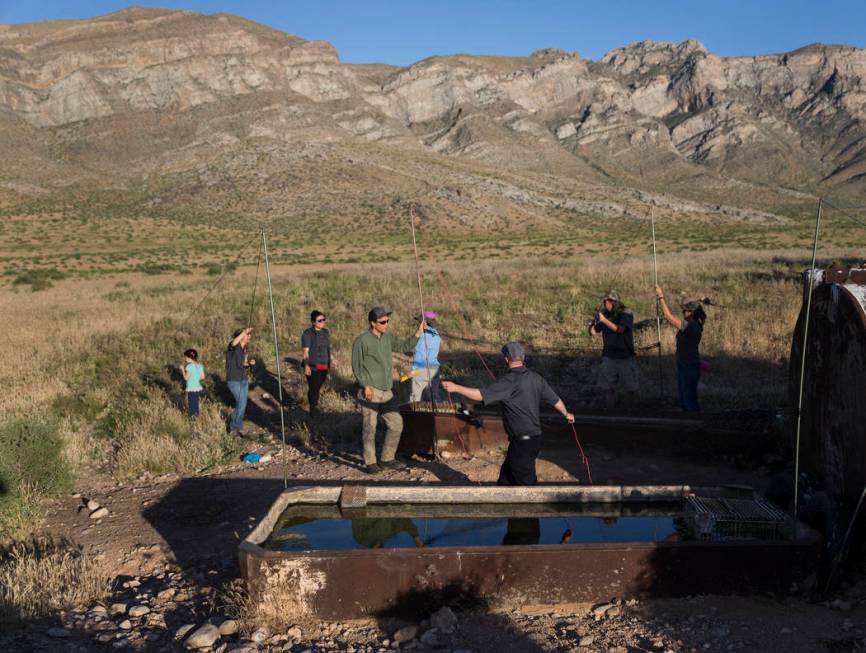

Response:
(352, 307), (427, 474)
(588, 289), (639, 409)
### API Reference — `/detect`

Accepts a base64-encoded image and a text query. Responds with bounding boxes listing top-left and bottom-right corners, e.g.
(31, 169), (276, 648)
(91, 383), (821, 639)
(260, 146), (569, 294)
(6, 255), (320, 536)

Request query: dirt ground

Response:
(3, 404), (865, 653)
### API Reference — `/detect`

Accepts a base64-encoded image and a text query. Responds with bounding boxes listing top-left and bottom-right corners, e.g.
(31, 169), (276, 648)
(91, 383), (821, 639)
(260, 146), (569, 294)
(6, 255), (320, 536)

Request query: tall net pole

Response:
(651, 207), (664, 400)
(793, 198), (823, 517)
(262, 228), (288, 489)
(409, 204), (439, 458)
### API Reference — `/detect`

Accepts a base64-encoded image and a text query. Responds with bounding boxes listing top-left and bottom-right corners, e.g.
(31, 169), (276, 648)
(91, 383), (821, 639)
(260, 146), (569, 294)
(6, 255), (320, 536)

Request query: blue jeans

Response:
(227, 379), (249, 431)
(187, 391), (200, 417)
(677, 362), (701, 412)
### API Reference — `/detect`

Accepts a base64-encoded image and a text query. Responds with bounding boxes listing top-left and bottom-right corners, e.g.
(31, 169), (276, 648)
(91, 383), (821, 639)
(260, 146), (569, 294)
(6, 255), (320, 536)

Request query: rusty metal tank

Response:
(790, 266), (866, 506)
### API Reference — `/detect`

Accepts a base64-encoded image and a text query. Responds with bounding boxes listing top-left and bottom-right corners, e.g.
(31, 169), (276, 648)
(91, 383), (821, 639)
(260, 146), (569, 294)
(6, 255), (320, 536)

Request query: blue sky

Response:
(3, 1), (865, 65)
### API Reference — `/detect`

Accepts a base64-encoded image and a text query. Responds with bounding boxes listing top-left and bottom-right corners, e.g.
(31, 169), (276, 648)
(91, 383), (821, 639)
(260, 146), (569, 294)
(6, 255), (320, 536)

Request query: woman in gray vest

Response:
(301, 310), (332, 415)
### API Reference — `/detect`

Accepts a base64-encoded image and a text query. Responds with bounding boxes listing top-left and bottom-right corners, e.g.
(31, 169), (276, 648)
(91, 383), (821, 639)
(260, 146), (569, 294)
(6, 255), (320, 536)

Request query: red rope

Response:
(569, 422), (593, 485)
(445, 391), (473, 462)
(474, 349), (497, 380)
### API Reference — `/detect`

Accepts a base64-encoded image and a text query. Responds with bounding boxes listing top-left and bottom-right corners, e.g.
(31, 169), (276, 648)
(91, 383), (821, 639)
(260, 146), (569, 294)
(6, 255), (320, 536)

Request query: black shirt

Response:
(676, 319), (703, 366)
(480, 366), (561, 439)
(301, 327), (331, 367)
(598, 310), (635, 359)
(226, 343), (247, 381)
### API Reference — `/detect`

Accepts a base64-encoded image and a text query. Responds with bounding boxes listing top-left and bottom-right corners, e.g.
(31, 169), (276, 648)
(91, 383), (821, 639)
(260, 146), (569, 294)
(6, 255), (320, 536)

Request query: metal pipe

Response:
(793, 198), (823, 518)
(651, 207), (664, 400)
(262, 228), (288, 489)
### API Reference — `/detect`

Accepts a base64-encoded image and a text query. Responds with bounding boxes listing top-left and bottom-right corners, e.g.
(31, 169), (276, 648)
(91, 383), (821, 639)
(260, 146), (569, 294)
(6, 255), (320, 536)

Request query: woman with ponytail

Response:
(655, 286), (706, 412)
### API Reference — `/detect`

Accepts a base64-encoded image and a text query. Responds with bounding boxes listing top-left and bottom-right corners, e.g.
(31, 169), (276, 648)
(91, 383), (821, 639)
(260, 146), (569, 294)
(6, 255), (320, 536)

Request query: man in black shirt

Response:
(589, 290), (639, 409)
(226, 327), (255, 436)
(442, 342), (574, 485)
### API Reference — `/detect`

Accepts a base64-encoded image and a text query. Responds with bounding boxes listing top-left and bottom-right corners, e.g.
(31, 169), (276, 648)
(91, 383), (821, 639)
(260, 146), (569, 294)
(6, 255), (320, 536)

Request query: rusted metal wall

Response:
(397, 408), (764, 458)
(790, 271), (866, 505)
(241, 539), (819, 620)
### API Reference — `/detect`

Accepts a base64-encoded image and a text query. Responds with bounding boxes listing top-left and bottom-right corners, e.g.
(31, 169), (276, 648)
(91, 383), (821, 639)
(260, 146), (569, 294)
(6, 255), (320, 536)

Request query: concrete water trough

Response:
(239, 484), (821, 619)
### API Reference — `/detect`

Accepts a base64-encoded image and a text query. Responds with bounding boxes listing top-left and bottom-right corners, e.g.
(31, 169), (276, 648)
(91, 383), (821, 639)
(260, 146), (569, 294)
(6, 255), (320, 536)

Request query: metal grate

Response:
(685, 495), (789, 541)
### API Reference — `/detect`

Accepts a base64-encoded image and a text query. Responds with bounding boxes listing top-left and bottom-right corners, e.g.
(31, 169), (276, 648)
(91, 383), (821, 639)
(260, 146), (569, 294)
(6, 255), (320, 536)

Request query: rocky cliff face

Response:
(1, 7), (863, 221)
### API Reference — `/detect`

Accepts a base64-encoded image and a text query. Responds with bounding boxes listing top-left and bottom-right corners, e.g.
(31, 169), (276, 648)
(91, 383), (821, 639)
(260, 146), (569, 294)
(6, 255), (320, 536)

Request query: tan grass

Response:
(0, 482), (45, 543)
(0, 538), (110, 622)
(114, 392), (236, 480)
(217, 577), (312, 637)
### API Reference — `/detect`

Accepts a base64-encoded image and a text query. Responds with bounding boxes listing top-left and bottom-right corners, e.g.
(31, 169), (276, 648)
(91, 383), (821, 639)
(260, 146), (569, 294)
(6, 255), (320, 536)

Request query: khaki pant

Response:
(409, 367), (442, 404)
(358, 387), (403, 465)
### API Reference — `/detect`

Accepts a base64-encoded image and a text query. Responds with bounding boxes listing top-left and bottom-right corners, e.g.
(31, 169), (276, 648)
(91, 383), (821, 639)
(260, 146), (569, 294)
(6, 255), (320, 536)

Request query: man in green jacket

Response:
(352, 307), (426, 474)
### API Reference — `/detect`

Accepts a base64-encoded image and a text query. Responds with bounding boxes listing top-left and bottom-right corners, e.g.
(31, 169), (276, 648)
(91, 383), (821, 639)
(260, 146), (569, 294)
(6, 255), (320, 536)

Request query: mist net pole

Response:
(651, 207), (664, 400)
(793, 197), (823, 518)
(408, 204), (440, 461)
(262, 228), (288, 489)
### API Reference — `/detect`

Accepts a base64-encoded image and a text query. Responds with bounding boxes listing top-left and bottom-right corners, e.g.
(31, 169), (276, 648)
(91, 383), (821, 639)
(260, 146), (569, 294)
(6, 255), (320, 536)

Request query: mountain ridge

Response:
(1, 8), (863, 230)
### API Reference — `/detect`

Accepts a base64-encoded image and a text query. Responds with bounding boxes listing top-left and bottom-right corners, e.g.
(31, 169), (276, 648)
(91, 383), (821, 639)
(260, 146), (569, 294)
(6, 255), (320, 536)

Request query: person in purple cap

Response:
(408, 310), (442, 405)
(442, 342), (574, 485)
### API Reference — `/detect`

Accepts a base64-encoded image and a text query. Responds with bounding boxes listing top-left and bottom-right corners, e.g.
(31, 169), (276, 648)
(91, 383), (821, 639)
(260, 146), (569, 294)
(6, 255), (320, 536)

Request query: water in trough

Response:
(263, 503), (686, 551)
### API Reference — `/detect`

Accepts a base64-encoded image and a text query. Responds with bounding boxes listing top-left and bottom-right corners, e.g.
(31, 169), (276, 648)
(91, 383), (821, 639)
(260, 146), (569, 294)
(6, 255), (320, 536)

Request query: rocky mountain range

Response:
(1, 6), (863, 229)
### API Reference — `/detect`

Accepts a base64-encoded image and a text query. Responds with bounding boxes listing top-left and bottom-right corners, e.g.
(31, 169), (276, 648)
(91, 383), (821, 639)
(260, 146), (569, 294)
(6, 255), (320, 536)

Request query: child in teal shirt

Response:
(179, 348), (205, 417)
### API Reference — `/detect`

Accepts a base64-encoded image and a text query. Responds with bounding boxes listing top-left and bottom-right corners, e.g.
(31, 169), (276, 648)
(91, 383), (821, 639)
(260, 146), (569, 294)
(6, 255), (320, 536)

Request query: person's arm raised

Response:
(596, 312), (624, 333)
(231, 327), (252, 347)
(393, 319), (427, 352)
(655, 286), (682, 329)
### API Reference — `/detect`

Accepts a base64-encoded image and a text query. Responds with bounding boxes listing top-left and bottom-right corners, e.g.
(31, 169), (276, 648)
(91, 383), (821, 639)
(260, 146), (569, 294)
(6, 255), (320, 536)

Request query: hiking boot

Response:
(365, 463), (382, 475)
(380, 458), (407, 471)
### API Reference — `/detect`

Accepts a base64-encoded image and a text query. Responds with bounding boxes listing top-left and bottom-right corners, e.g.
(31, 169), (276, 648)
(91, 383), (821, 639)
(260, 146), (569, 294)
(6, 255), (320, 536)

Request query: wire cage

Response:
(685, 495), (789, 541)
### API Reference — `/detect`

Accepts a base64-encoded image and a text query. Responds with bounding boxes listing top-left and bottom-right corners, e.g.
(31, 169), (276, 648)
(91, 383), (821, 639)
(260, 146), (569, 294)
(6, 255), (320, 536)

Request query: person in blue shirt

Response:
(408, 310), (443, 405)
(179, 348), (205, 417)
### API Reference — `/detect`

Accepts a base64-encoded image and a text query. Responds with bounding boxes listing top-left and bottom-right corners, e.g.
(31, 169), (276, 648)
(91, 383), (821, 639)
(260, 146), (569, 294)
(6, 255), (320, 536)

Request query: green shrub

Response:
(137, 263), (176, 275)
(205, 261), (238, 276)
(12, 269), (67, 291)
(0, 419), (72, 536)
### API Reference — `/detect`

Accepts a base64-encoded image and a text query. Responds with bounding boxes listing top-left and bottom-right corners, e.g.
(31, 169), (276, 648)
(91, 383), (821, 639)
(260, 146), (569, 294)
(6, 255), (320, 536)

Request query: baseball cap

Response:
(415, 310), (438, 321)
(501, 341), (525, 360)
(602, 290), (620, 302)
(368, 307), (392, 322)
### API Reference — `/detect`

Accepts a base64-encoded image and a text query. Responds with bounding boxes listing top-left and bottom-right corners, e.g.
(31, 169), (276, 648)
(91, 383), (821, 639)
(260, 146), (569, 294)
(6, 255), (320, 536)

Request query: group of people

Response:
(587, 287), (707, 413)
(178, 287), (707, 485)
